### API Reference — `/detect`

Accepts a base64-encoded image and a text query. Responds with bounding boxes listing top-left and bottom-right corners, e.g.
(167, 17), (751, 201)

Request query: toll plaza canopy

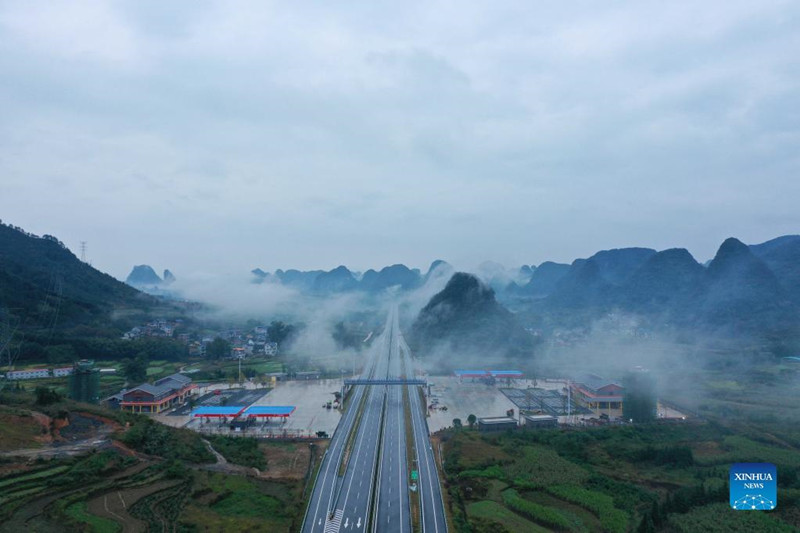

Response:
(454, 370), (524, 378)
(243, 406), (296, 418)
(190, 406), (246, 418)
(454, 370), (488, 378)
(491, 370), (524, 378)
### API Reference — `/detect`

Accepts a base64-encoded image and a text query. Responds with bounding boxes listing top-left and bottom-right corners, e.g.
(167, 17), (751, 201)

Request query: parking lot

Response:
(170, 388), (270, 416)
(426, 376), (519, 432)
(247, 378), (343, 436)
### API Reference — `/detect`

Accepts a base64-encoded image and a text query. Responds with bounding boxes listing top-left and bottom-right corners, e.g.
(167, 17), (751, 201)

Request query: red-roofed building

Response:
(570, 374), (624, 418)
(117, 373), (195, 413)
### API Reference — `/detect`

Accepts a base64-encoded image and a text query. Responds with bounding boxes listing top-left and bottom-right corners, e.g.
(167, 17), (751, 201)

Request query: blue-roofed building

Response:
(190, 406), (247, 418)
(243, 406), (296, 418)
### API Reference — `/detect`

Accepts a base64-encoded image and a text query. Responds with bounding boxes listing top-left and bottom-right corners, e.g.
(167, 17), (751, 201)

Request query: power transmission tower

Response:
(80, 241), (87, 262)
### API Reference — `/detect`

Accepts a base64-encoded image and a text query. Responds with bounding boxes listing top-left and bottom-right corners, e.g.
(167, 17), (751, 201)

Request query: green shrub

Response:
(120, 417), (213, 464)
(206, 436), (266, 470)
(546, 484), (628, 533)
(501, 489), (571, 530)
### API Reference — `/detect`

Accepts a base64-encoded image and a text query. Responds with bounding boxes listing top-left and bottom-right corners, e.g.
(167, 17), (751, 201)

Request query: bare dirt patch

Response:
(260, 440), (327, 481)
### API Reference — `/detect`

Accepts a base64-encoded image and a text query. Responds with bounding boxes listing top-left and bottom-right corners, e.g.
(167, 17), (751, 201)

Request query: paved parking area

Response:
(427, 376), (519, 432)
(249, 378), (343, 436)
(170, 388), (270, 416)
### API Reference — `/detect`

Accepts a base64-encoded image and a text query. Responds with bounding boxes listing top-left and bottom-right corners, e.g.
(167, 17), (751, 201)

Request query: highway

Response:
(398, 313), (448, 533)
(373, 315), (410, 533)
(301, 307), (447, 533)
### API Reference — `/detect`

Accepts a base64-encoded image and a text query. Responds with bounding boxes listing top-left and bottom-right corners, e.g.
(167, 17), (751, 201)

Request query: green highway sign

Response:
(411, 470), (418, 480)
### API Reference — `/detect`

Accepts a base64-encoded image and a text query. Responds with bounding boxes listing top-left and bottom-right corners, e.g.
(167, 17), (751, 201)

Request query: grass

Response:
(64, 501), (121, 533)
(502, 488), (573, 530)
(546, 485), (628, 533)
(467, 500), (551, 533)
(668, 503), (795, 533)
(180, 472), (297, 532)
(0, 406), (45, 451)
(442, 420), (800, 532)
(694, 435), (800, 468)
(206, 435), (267, 470)
(0, 465), (71, 489)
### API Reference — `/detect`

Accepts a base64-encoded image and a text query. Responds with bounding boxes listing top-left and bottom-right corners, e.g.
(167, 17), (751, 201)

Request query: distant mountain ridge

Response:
(249, 260), (456, 295)
(512, 237), (799, 343)
(244, 235), (800, 335)
(126, 265), (163, 286)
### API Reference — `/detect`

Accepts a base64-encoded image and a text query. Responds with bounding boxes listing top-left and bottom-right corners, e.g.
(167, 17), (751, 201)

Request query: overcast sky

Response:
(1, 1), (798, 280)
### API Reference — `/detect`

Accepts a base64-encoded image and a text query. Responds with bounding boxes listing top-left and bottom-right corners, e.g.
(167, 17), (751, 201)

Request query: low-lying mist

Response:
(168, 263), (454, 366)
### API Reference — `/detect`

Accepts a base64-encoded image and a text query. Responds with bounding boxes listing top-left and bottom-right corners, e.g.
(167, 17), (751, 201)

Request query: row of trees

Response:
(452, 414), (477, 429)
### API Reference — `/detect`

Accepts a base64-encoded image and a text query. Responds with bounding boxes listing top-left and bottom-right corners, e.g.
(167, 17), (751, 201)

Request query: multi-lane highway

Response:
(373, 315), (410, 533)
(301, 307), (447, 533)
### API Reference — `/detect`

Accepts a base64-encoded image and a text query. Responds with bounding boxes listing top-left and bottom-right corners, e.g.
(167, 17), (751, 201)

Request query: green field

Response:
(467, 500), (550, 532)
(443, 420), (800, 532)
(0, 399), (306, 533)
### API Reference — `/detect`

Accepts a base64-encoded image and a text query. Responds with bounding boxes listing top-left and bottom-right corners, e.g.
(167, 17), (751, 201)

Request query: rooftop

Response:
(243, 406), (296, 417)
(190, 406), (247, 417)
(478, 416), (517, 424)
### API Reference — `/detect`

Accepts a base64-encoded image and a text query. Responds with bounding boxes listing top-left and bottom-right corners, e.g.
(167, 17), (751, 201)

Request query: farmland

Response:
(441, 420), (800, 532)
(0, 388), (315, 533)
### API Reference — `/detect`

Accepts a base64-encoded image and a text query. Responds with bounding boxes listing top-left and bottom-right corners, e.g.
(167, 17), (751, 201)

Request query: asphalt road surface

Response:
(301, 307), (447, 533)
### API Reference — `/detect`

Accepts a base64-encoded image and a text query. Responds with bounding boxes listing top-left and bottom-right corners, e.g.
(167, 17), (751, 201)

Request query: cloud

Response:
(1, 1), (799, 278)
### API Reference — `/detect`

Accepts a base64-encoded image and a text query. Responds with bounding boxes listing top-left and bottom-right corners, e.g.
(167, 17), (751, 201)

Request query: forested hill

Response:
(0, 222), (153, 330)
(408, 272), (537, 363)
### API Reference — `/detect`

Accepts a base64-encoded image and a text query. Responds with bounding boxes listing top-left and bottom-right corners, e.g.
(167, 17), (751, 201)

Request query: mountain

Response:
(360, 264), (421, 292)
(276, 269), (323, 291)
(251, 268), (271, 283)
(546, 259), (611, 310)
(750, 235), (800, 304)
(408, 272), (535, 362)
(313, 266), (358, 293)
(423, 260), (454, 283)
(586, 247), (657, 285)
(126, 265), (163, 287)
(618, 248), (705, 314)
(0, 223), (152, 328)
(519, 261), (570, 298)
(163, 269), (176, 284)
(702, 237), (790, 331)
(515, 237), (799, 346)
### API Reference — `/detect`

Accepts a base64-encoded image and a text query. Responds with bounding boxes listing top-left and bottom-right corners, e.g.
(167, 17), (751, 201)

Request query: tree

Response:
(44, 344), (77, 365)
(35, 386), (61, 406)
(207, 338), (230, 360)
(332, 322), (360, 350)
(467, 414), (477, 429)
(623, 369), (657, 423)
(453, 418), (462, 429)
(121, 353), (148, 383)
(267, 321), (295, 346)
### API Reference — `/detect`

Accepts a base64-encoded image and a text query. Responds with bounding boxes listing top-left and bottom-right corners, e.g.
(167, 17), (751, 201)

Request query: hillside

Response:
(360, 264), (422, 292)
(0, 223), (153, 330)
(408, 272), (536, 364)
(750, 235), (800, 304)
(515, 237), (799, 349)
